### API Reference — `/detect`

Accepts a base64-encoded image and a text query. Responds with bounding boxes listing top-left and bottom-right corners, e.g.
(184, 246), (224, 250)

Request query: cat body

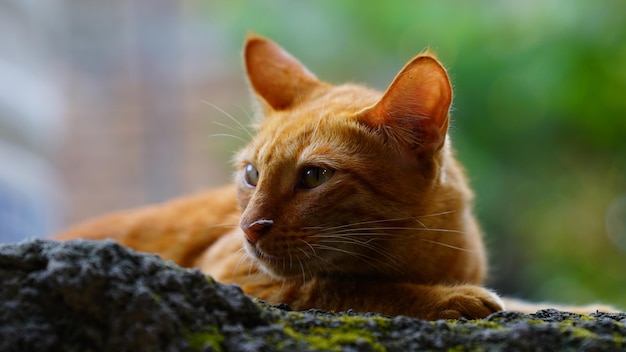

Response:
(57, 35), (562, 319)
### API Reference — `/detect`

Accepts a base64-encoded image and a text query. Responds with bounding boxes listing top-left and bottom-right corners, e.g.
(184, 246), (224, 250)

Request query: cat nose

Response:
(242, 219), (274, 244)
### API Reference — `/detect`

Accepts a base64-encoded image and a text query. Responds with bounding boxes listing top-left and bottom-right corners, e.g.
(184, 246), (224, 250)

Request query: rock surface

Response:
(1, 239), (624, 351)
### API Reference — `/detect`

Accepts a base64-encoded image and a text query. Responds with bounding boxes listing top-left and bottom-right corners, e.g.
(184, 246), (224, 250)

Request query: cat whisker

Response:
(287, 251), (320, 285)
(235, 105), (255, 125)
(286, 243), (294, 272)
(211, 121), (251, 142)
(311, 234), (392, 244)
(322, 227), (407, 235)
(212, 120), (241, 133)
(279, 277), (288, 294)
(296, 246), (312, 260)
(374, 226), (464, 235)
(203, 100), (254, 139)
(304, 210), (462, 235)
(298, 256), (307, 286)
(310, 226), (464, 237)
(418, 239), (473, 253)
(232, 248), (246, 273)
(295, 241), (332, 265)
(292, 240), (343, 278)
(233, 247), (258, 277)
(317, 237), (403, 267)
(309, 232), (401, 239)
(302, 217), (416, 233)
(209, 133), (249, 144)
(311, 243), (405, 276)
(413, 210), (458, 218)
(297, 238), (318, 256)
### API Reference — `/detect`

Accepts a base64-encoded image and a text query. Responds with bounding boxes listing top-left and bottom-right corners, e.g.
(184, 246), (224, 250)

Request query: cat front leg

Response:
(384, 283), (504, 320)
(296, 279), (504, 320)
(423, 284), (505, 320)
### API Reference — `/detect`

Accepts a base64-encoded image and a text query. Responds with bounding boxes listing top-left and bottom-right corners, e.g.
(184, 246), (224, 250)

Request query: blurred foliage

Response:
(200, 1), (626, 308)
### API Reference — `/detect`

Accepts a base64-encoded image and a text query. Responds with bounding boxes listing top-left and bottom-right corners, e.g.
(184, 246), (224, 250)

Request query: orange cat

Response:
(57, 35), (556, 320)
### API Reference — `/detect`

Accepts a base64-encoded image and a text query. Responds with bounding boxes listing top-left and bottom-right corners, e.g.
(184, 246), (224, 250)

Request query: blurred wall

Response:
(58, 1), (242, 225)
(0, 1), (65, 242)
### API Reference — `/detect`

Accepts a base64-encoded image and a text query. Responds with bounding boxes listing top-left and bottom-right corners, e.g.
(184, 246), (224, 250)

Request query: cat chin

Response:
(243, 243), (321, 280)
(253, 260), (311, 281)
(243, 242), (291, 277)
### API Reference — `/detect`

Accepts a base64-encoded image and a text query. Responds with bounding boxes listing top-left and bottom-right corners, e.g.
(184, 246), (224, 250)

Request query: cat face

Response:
(234, 35), (470, 282)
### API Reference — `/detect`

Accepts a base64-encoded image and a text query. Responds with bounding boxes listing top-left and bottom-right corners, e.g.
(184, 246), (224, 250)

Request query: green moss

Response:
(471, 320), (504, 330)
(439, 318), (504, 336)
(552, 318), (599, 341)
(556, 318), (578, 327)
(578, 315), (595, 322)
(612, 332), (625, 348)
(246, 304), (392, 350)
(337, 314), (391, 332)
(447, 346), (464, 352)
(271, 311), (391, 351)
(187, 326), (224, 352)
(567, 327), (597, 340)
(282, 325), (386, 352)
(447, 345), (482, 352)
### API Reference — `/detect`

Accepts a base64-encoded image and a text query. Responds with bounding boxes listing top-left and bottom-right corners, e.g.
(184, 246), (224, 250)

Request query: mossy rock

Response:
(1, 239), (624, 351)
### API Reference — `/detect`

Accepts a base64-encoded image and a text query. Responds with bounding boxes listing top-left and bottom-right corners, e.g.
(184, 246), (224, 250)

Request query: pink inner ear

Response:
(363, 55), (452, 151)
(244, 35), (321, 111)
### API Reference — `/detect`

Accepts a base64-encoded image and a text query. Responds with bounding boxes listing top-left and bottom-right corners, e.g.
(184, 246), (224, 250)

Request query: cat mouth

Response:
(244, 241), (271, 261)
(244, 241), (282, 267)
(243, 240), (318, 278)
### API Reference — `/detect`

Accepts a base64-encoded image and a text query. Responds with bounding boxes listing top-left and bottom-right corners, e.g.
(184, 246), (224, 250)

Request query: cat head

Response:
(234, 35), (482, 283)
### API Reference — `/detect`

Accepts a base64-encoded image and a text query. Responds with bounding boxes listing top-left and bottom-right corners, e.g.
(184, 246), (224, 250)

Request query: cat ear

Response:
(244, 34), (325, 111)
(358, 54), (452, 151)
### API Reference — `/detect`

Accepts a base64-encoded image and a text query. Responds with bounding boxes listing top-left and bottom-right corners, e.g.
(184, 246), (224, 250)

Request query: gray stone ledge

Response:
(1, 239), (624, 351)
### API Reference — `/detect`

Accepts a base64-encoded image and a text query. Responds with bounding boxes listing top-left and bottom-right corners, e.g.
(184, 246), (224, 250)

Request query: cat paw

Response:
(433, 286), (504, 320)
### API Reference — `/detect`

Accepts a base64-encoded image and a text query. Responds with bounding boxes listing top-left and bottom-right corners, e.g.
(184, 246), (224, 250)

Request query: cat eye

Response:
(244, 164), (259, 187)
(300, 167), (334, 189)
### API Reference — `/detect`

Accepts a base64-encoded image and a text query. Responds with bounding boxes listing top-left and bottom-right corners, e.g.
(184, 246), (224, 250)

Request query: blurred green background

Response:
(1, 0), (624, 309)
